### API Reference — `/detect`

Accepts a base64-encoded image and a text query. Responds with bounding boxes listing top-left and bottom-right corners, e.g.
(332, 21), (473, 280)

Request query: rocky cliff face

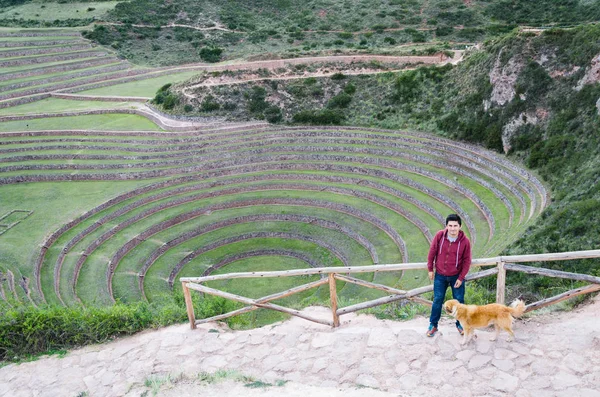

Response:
(483, 31), (600, 153)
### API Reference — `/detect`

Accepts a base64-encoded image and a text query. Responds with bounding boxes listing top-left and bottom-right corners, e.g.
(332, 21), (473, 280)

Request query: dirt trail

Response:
(1, 295), (599, 396)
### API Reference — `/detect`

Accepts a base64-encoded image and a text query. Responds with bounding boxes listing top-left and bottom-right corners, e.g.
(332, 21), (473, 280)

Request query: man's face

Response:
(446, 221), (461, 238)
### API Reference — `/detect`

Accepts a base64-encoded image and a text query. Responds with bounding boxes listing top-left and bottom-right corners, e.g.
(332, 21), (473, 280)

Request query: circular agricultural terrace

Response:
(0, 125), (548, 308)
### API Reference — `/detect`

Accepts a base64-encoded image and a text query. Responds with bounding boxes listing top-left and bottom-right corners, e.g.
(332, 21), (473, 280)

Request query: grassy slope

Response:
(78, 0), (600, 66)
(0, 1), (120, 21)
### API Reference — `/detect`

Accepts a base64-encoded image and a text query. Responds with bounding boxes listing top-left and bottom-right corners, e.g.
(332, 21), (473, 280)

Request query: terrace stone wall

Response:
(0, 51), (107, 67)
(0, 58), (123, 82)
(0, 44), (91, 58)
(1, 63), (130, 92)
(0, 39), (86, 48)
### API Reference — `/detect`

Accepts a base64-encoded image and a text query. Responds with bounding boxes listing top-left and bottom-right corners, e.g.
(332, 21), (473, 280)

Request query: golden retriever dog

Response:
(444, 299), (525, 345)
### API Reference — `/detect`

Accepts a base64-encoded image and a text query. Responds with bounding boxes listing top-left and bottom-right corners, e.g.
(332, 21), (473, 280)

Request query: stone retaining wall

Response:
(167, 231), (351, 289)
(0, 127), (545, 211)
(0, 44), (91, 59)
(51, 173), (441, 300)
(0, 58), (123, 82)
(0, 67), (159, 101)
(1, 63), (130, 92)
(101, 197), (405, 295)
(2, 123), (540, 207)
(0, 146), (493, 236)
(50, 93), (149, 102)
(0, 50), (106, 67)
(0, 39), (86, 48)
(203, 249), (320, 277)
(0, 94), (51, 109)
(0, 31), (80, 37)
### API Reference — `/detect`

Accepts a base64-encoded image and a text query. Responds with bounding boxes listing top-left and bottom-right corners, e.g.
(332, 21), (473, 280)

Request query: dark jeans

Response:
(430, 273), (465, 327)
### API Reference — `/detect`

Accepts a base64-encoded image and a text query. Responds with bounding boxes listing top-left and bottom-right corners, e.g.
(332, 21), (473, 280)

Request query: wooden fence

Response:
(180, 249), (600, 329)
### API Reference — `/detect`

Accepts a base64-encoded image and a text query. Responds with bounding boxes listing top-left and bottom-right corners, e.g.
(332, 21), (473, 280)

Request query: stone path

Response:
(1, 296), (599, 396)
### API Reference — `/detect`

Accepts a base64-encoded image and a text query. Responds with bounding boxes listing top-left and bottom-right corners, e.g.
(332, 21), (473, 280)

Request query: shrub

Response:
(343, 83), (356, 95)
(199, 47), (223, 63)
(327, 92), (352, 108)
(151, 84), (172, 105)
(247, 86), (268, 113)
(331, 72), (346, 80)
(201, 95), (220, 111)
(264, 105), (283, 123)
(0, 294), (239, 361)
(435, 26), (453, 36)
(183, 104), (193, 112)
(163, 94), (179, 110)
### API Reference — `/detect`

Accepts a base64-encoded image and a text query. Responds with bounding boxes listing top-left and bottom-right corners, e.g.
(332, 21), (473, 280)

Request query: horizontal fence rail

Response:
(180, 249), (600, 329)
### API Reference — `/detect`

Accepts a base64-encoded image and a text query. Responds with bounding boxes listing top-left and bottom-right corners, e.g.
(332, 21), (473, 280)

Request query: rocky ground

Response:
(1, 295), (599, 397)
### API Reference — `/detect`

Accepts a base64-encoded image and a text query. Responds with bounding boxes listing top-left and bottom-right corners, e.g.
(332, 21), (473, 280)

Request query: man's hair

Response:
(445, 213), (462, 226)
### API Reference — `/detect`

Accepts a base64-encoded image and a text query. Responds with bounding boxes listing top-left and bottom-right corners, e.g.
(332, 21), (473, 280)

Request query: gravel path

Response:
(1, 296), (599, 396)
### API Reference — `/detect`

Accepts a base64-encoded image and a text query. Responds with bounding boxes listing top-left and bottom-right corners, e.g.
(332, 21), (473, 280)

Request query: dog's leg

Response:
(490, 324), (499, 341)
(460, 328), (469, 345)
(461, 328), (472, 345)
(505, 327), (515, 342)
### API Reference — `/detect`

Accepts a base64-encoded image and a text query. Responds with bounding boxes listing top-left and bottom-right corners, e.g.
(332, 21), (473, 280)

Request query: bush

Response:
(163, 94), (179, 110)
(201, 95), (220, 111)
(0, 294), (240, 361)
(327, 92), (352, 108)
(199, 47), (223, 63)
(331, 73), (346, 80)
(343, 83), (356, 94)
(247, 86), (268, 114)
(264, 105), (282, 123)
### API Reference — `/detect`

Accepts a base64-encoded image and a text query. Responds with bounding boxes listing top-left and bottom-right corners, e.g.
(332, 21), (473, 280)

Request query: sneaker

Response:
(426, 324), (438, 337)
(456, 323), (464, 336)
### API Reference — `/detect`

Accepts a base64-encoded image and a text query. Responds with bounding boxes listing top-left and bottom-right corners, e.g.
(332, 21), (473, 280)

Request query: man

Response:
(426, 214), (471, 337)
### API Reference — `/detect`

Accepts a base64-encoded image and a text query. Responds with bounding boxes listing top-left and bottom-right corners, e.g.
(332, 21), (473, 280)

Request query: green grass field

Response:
(0, 114), (162, 131)
(0, 98), (135, 115)
(78, 71), (202, 97)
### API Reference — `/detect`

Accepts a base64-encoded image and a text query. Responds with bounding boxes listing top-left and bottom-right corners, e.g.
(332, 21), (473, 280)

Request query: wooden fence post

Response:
(328, 273), (340, 327)
(496, 260), (506, 305)
(182, 282), (196, 329)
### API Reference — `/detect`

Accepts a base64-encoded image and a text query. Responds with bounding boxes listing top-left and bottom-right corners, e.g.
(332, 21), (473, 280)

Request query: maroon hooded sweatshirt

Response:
(427, 229), (471, 281)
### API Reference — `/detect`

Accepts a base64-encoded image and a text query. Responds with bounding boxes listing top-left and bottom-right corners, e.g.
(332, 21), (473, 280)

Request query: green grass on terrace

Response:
(0, 179), (151, 302)
(0, 67), (146, 97)
(0, 98), (136, 115)
(0, 114), (162, 132)
(0, 61), (127, 87)
(0, 35), (82, 41)
(78, 71), (202, 97)
(0, 56), (119, 74)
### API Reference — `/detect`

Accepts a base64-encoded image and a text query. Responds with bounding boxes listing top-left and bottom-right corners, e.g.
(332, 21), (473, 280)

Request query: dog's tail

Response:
(509, 299), (525, 317)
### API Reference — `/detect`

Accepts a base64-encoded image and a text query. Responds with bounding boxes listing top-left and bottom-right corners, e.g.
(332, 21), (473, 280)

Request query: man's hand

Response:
(428, 271), (434, 281)
(454, 279), (462, 288)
